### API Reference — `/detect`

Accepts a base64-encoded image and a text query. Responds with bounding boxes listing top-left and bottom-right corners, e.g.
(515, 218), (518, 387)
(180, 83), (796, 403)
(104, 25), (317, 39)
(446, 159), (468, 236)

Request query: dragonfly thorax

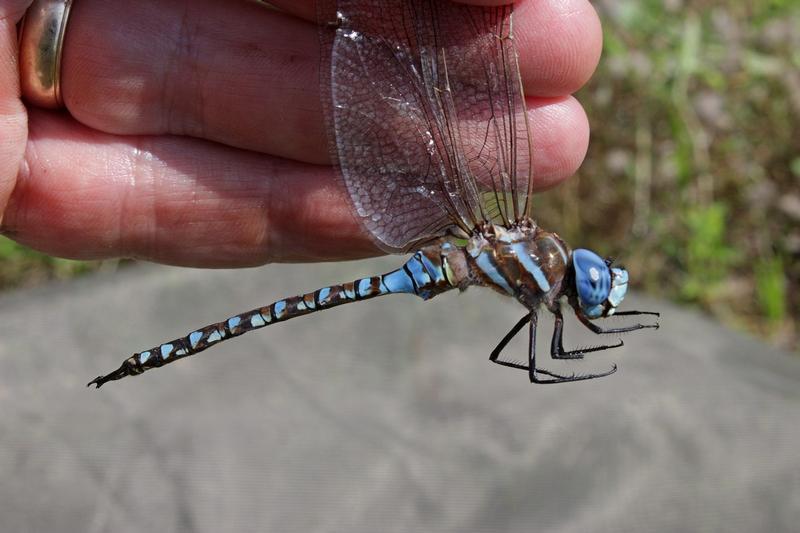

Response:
(458, 225), (630, 319)
(461, 223), (571, 309)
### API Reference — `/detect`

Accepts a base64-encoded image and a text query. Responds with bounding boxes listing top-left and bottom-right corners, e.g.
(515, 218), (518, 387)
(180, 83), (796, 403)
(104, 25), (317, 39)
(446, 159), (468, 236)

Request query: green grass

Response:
(679, 203), (741, 303)
(0, 237), (105, 289)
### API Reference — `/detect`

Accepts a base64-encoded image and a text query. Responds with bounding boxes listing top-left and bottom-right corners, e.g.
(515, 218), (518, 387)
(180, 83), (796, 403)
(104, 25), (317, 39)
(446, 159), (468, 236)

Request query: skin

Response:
(0, 0), (602, 267)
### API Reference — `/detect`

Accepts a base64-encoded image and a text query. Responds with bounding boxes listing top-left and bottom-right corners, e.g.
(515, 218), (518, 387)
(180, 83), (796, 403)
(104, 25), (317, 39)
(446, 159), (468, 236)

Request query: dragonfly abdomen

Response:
(88, 246), (464, 387)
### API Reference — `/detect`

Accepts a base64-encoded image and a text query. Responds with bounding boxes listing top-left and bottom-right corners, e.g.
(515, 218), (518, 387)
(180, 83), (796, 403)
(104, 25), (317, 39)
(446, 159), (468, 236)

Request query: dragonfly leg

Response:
(612, 310), (661, 318)
(489, 312), (532, 371)
(551, 308), (624, 360)
(489, 311), (616, 384)
(523, 308), (618, 384)
(575, 309), (660, 335)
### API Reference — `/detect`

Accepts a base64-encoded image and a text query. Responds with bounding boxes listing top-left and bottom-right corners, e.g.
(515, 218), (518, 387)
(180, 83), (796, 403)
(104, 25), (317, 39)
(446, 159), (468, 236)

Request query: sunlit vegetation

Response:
(0, 237), (105, 289)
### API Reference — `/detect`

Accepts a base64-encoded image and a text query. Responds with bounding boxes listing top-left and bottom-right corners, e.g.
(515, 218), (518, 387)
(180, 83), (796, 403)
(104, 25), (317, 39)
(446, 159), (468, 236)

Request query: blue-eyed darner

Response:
(89, 0), (658, 388)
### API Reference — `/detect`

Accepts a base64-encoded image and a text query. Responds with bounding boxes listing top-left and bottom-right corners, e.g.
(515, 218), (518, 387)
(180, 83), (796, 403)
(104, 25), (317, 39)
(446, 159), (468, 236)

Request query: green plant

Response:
(755, 256), (787, 328)
(680, 203), (740, 303)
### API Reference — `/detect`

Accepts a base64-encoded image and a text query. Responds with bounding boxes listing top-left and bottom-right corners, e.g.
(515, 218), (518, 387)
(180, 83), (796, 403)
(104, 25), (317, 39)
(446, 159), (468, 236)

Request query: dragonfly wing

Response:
(321, 0), (534, 252)
(443, 4), (535, 224)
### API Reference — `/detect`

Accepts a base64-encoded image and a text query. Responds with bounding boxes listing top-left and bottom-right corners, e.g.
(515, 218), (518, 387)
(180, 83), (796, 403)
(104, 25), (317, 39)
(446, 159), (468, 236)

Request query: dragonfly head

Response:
(572, 249), (629, 319)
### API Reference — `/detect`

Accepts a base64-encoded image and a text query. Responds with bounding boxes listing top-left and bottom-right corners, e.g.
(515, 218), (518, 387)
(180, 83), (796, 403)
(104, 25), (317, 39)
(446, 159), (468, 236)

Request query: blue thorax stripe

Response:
(510, 242), (551, 292)
(475, 251), (514, 295)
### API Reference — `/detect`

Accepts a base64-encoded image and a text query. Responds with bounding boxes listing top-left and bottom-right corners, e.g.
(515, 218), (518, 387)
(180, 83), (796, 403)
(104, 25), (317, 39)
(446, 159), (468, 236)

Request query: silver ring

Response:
(18, 0), (74, 109)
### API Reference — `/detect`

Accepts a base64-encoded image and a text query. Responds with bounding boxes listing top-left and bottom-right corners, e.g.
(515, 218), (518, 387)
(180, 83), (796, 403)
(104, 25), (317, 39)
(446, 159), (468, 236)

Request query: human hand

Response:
(0, 0), (601, 267)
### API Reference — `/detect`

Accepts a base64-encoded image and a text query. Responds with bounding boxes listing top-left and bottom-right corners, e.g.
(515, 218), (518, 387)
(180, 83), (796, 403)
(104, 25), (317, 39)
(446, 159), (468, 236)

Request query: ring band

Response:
(18, 0), (74, 109)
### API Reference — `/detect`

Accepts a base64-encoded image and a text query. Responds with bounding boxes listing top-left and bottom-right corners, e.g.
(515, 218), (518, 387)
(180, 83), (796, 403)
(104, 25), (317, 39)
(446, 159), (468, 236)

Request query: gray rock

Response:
(1, 258), (798, 532)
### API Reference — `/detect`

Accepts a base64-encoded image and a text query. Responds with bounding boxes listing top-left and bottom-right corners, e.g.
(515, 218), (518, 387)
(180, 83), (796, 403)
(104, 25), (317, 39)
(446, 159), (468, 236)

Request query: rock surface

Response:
(1, 259), (798, 532)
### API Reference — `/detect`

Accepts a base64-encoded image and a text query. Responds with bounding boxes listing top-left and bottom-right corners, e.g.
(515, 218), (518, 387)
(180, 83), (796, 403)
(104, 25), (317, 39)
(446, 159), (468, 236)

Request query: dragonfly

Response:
(89, 0), (658, 389)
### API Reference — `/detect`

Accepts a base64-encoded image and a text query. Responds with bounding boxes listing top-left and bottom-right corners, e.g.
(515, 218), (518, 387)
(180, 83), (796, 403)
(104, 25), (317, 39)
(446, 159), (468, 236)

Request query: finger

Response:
(529, 95), (590, 191)
(63, 0), (328, 164)
(0, 1), (30, 221)
(7, 110), (371, 266)
(513, 0), (603, 96)
(6, 99), (587, 265)
(270, 0), (531, 21)
(266, 0), (602, 96)
(61, 0), (599, 164)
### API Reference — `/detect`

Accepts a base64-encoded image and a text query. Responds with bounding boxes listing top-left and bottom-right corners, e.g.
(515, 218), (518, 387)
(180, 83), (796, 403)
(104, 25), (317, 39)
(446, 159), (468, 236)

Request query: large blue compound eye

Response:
(573, 249), (611, 317)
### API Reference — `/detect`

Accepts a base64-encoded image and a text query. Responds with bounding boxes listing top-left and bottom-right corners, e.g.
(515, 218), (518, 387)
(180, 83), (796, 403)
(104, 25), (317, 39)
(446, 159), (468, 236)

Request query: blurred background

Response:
(3, 1), (797, 352)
